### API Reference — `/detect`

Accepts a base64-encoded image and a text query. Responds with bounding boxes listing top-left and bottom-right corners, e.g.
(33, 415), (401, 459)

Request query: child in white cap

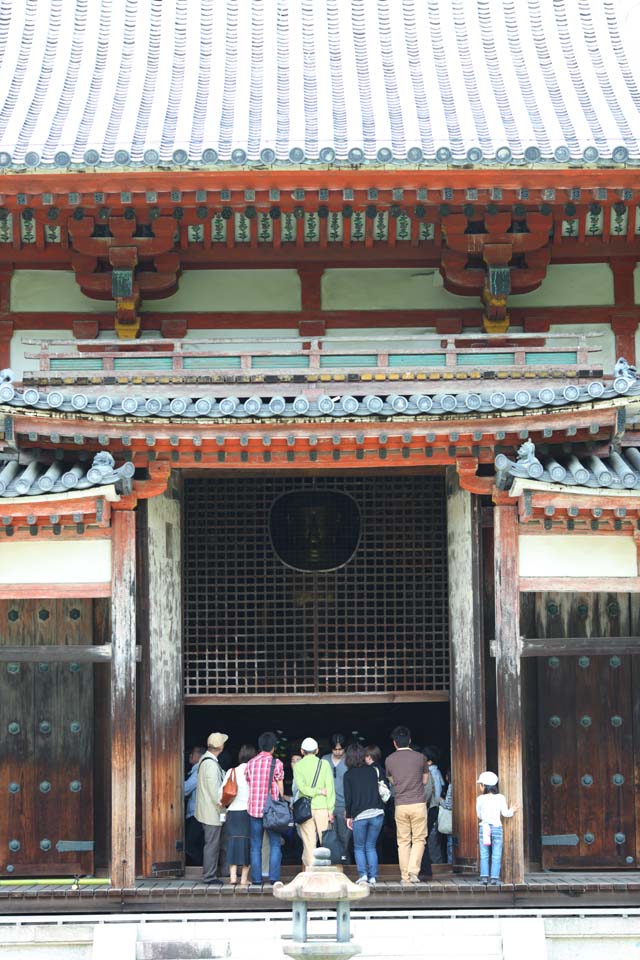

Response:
(476, 771), (518, 885)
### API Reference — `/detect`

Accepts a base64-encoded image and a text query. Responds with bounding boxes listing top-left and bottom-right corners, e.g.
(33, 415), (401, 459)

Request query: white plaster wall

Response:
(11, 271), (107, 312)
(11, 268), (301, 313)
(0, 539), (112, 584)
(519, 535), (637, 578)
(509, 263), (614, 306)
(321, 268), (471, 310)
(548, 322), (615, 374)
(147, 269), (301, 311)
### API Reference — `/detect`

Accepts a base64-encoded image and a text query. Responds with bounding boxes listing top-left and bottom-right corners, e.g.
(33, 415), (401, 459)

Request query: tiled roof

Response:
(0, 451), (134, 498)
(496, 440), (640, 490)
(0, 0), (638, 171)
(0, 373), (638, 420)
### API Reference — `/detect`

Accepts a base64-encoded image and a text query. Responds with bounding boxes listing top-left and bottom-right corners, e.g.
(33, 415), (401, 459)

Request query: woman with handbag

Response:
(220, 744), (256, 886)
(438, 772), (453, 865)
(344, 743), (385, 886)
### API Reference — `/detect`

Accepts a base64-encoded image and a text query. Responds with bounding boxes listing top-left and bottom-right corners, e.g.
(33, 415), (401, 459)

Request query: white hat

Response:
(207, 732), (229, 749)
(477, 771), (498, 786)
(300, 737), (319, 753)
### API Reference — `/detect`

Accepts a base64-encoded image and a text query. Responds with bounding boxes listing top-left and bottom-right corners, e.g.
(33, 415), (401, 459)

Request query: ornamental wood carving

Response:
(441, 211), (552, 333)
(67, 216), (180, 339)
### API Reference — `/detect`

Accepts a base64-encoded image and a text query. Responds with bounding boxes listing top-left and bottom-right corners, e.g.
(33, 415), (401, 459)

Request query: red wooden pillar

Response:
(110, 509), (137, 887)
(0, 270), (13, 370)
(493, 503), (525, 884)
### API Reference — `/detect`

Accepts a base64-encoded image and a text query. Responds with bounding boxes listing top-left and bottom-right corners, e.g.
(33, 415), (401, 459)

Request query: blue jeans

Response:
(351, 814), (384, 881)
(249, 814), (282, 883)
(479, 825), (503, 880)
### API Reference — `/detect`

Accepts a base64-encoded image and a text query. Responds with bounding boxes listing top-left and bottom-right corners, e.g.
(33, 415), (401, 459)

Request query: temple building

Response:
(1, 0), (640, 911)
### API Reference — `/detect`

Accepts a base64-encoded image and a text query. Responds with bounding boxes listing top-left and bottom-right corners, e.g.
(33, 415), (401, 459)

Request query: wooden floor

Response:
(2, 872), (640, 914)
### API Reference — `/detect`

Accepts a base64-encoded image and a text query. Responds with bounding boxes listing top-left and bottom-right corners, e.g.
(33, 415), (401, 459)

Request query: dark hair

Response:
(258, 731), (278, 753)
(423, 746), (439, 764)
(345, 743), (366, 768)
(391, 725), (411, 748)
(364, 744), (382, 764)
(190, 745), (206, 758)
(330, 733), (347, 749)
(483, 785), (498, 795)
(238, 743), (257, 764)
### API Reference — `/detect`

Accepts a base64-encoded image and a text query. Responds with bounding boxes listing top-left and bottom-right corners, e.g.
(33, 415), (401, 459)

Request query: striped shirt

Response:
(245, 752), (284, 818)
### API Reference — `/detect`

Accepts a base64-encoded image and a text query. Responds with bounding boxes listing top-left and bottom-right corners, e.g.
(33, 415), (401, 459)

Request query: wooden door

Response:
(538, 651), (636, 868)
(0, 599), (94, 877)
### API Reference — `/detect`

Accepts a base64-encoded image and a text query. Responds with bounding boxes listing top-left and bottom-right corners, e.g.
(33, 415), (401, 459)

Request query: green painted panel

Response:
(183, 356), (242, 369)
(460, 352), (514, 365)
(389, 353), (444, 366)
(50, 358), (105, 370)
(526, 351), (576, 365)
(113, 357), (173, 370)
(251, 355), (309, 369)
(319, 354), (378, 368)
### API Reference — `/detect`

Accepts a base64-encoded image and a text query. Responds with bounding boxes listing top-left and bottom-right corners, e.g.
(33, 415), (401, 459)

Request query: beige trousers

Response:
(299, 808), (330, 867)
(395, 802), (427, 880)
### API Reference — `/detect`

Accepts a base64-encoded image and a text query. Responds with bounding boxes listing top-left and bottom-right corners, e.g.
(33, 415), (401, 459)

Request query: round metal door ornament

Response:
(613, 774), (625, 786)
(7, 722), (20, 735)
(583, 833), (595, 845)
(610, 715), (623, 728)
(581, 774), (593, 787)
(70, 721), (81, 734)
(40, 839), (51, 851)
(550, 774), (563, 786)
(38, 662), (49, 673)
(39, 720), (51, 735)
(579, 715), (592, 728)
(578, 656), (590, 669)
(8, 782), (20, 794)
(8, 840), (20, 852)
(548, 715), (561, 728)
(626, 856), (635, 864)
(6, 663), (19, 674)
(548, 657), (560, 669)
(609, 656), (622, 669)
(39, 781), (51, 793)
(70, 780), (82, 793)
(615, 832), (626, 845)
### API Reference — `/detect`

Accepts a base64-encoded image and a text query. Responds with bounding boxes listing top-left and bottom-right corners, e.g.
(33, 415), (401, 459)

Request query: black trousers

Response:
(185, 816), (204, 866)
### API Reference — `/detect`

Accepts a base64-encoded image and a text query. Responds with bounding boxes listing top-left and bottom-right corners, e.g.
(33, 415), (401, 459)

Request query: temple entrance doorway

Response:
(184, 700), (450, 869)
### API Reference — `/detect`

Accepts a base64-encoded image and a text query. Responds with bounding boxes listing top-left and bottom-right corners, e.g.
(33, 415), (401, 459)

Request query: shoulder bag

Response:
(437, 804), (453, 835)
(292, 759), (322, 824)
(262, 758), (291, 834)
(220, 766), (238, 807)
(374, 765), (391, 804)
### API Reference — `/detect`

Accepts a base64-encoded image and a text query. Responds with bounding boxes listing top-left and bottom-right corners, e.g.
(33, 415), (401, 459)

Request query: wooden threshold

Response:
(0, 644), (142, 662)
(0, 582), (111, 599)
(185, 691), (449, 706)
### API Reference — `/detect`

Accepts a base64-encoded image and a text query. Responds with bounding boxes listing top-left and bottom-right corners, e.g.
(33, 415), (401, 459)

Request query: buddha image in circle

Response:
(270, 490), (361, 572)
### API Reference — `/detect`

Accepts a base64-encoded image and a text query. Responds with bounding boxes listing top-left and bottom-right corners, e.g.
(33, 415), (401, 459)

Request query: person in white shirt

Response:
(476, 771), (518, 885)
(220, 743), (256, 886)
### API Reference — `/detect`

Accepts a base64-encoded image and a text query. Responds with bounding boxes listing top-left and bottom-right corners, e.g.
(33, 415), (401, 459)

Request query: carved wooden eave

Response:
(503, 479), (640, 535)
(0, 395), (626, 479)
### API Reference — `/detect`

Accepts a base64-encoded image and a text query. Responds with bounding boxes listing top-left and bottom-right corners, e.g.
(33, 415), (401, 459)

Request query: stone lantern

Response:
(273, 847), (370, 960)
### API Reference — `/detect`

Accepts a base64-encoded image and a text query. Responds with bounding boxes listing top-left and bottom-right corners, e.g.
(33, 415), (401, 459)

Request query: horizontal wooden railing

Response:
(22, 331), (603, 380)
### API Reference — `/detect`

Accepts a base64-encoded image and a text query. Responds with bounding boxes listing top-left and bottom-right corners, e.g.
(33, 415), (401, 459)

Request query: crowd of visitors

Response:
(185, 725), (515, 886)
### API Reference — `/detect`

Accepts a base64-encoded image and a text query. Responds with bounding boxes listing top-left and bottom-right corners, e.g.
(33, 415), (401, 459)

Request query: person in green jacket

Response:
(293, 737), (336, 867)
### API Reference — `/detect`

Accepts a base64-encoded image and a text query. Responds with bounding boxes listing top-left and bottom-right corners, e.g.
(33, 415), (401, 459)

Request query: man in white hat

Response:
(195, 732), (229, 884)
(293, 737), (335, 867)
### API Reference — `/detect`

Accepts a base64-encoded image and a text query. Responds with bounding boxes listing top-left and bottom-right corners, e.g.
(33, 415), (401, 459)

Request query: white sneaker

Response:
(367, 877), (377, 887)
(356, 876), (369, 885)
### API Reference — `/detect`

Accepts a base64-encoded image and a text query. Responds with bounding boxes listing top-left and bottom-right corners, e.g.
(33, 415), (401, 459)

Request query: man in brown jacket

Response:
(385, 725), (429, 883)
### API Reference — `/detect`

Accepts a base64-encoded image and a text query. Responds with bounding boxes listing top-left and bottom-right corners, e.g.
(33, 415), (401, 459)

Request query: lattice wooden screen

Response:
(183, 475), (449, 697)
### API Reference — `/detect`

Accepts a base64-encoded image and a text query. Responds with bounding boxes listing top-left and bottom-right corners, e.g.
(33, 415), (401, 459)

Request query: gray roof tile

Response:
(0, 0), (638, 170)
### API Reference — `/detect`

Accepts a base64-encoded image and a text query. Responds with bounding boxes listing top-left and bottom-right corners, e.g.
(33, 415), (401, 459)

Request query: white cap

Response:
(477, 771), (498, 786)
(300, 737), (319, 753)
